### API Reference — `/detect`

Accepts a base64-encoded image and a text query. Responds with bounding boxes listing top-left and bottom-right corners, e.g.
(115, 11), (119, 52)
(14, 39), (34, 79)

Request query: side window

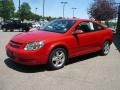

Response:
(93, 23), (104, 31)
(76, 22), (94, 33)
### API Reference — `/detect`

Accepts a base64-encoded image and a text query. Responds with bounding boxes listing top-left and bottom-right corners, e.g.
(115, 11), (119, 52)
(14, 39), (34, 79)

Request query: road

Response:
(0, 32), (120, 90)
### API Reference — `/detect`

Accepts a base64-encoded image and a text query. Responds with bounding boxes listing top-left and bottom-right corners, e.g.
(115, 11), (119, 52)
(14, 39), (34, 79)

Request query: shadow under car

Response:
(4, 52), (99, 73)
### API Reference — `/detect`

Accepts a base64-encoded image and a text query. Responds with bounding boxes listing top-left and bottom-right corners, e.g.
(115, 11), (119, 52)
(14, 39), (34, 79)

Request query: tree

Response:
(46, 16), (53, 21)
(88, 0), (117, 21)
(31, 13), (42, 21)
(16, 2), (56, 22)
(0, 0), (15, 20)
(19, 2), (31, 21)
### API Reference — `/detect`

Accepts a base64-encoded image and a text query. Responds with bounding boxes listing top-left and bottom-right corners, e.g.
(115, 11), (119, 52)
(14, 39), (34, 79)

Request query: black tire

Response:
(19, 28), (23, 32)
(25, 27), (30, 32)
(100, 41), (110, 56)
(47, 48), (67, 70)
(3, 28), (7, 32)
(10, 29), (14, 32)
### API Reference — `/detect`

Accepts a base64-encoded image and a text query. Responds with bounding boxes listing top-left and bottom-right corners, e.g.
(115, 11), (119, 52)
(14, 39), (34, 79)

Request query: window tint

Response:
(76, 22), (93, 32)
(93, 23), (104, 30)
(76, 22), (104, 33)
(42, 19), (76, 33)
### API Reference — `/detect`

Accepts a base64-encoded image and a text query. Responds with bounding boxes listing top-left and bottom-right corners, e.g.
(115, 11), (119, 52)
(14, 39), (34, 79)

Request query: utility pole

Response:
(61, 1), (68, 18)
(35, 8), (38, 22)
(72, 8), (77, 18)
(35, 8), (38, 14)
(19, 0), (21, 21)
(43, 0), (45, 21)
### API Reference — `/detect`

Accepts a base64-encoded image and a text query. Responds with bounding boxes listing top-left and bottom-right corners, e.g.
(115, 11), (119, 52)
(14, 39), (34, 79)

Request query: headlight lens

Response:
(24, 41), (45, 50)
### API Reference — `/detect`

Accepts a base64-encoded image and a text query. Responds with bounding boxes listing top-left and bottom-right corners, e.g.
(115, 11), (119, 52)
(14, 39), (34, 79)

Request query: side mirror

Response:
(72, 30), (83, 35)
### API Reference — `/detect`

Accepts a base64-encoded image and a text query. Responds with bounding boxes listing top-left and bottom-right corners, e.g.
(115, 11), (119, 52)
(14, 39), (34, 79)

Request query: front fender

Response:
(47, 41), (69, 56)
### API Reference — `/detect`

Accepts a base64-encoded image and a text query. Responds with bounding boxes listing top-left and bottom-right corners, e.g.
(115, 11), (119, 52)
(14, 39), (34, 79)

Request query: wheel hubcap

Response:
(103, 42), (110, 55)
(52, 50), (65, 67)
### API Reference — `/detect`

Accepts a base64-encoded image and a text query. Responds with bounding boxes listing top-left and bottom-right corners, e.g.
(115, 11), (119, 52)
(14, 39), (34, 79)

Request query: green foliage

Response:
(108, 22), (117, 27)
(0, 0), (15, 20)
(19, 2), (31, 21)
(18, 2), (44, 21)
(46, 16), (53, 21)
(30, 13), (42, 21)
(0, 1), (56, 21)
(102, 21), (117, 27)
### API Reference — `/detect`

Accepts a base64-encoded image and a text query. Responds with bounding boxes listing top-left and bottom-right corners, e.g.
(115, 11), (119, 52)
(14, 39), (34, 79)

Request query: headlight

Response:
(24, 41), (45, 50)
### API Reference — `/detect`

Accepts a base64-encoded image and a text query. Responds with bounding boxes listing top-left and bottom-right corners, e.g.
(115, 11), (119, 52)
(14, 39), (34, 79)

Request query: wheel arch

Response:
(48, 44), (69, 59)
(103, 38), (112, 45)
(50, 45), (69, 56)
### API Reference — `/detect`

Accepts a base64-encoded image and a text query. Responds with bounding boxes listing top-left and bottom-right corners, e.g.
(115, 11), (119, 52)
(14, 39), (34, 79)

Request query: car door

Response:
(92, 22), (107, 48)
(74, 21), (100, 55)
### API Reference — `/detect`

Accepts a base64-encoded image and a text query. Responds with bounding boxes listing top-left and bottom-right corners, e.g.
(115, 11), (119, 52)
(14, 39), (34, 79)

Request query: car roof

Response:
(60, 18), (94, 22)
(60, 18), (106, 28)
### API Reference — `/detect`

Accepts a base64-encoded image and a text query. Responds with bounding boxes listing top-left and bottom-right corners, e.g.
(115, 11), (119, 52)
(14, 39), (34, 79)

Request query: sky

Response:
(13, 0), (120, 19)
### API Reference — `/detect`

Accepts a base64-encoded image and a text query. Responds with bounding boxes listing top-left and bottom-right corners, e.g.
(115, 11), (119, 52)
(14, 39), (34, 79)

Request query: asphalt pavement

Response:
(0, 32), (120, 90)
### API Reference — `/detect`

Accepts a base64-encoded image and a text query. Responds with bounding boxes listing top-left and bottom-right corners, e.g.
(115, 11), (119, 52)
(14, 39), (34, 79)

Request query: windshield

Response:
(41, 19), (76, 33)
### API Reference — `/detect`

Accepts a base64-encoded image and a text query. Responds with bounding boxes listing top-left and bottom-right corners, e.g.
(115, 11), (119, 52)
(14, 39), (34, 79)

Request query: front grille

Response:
(10, 40), (23, 45)
(10, 40), (23, 48)
(10, 43), (20, 48)
(7, 50), (15, 59)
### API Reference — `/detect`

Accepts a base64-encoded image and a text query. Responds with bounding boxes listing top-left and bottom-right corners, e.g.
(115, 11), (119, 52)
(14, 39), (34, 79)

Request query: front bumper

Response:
(6, 44), (49, 65)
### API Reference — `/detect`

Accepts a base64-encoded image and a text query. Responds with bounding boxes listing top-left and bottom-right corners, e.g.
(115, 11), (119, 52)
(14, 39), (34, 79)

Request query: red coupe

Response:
(6, 19), (113, 70)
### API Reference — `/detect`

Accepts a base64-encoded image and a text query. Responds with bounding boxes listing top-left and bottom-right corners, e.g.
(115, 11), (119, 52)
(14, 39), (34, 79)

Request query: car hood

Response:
(11, 30), (64, 43)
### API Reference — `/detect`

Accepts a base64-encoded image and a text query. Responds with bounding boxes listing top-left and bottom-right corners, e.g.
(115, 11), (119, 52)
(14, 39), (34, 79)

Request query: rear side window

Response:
(93, 23), (104, 31)
(76, 22), (94, 32)
(76, 21), (105, 33)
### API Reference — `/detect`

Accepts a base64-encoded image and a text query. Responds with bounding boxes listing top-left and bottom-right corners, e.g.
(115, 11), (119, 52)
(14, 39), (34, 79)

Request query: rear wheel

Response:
(100, 41), (110, 56)
(47, 48), (67, 70)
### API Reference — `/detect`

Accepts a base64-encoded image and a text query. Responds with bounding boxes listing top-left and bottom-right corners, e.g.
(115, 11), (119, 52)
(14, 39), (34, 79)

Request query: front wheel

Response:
(47, 48), (67, 70)
(100, 41), (110, 56)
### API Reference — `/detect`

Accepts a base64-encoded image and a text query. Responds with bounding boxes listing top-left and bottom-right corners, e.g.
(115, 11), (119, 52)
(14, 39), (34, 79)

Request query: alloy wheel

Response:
(52, 50), (65, 68)
(103, 41), (110, 55)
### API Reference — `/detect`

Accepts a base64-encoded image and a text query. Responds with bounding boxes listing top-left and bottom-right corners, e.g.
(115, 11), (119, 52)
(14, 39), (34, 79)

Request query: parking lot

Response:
(0, 32), (120, 90)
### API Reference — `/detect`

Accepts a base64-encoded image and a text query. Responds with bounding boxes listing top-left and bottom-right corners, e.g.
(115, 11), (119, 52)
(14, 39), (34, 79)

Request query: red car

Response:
(6, 19), (113, 70)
